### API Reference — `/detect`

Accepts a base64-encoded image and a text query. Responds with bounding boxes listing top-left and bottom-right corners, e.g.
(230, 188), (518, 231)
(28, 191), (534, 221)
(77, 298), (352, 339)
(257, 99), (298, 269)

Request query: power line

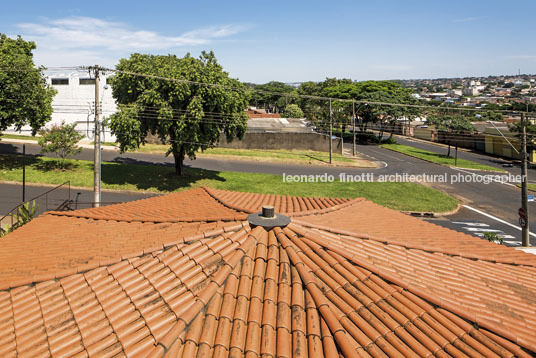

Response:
(89, 66), (529, 115)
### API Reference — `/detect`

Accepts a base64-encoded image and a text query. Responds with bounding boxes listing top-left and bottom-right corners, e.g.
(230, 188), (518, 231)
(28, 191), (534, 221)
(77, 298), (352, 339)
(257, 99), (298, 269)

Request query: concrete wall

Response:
(219, 132), (341, 152)
(437, 132), (485, 151)
(413, 127), (436, 141)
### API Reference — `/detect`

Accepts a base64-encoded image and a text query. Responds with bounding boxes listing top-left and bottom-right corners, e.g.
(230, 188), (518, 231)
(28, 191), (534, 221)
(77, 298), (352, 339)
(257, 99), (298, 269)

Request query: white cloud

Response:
(452, 16), (487, 23)
(15, 16), (246, 66)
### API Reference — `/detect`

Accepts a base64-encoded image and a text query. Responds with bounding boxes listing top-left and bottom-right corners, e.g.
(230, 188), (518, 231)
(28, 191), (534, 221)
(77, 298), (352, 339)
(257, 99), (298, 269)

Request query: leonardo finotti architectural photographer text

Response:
(283, 172), (524, 185)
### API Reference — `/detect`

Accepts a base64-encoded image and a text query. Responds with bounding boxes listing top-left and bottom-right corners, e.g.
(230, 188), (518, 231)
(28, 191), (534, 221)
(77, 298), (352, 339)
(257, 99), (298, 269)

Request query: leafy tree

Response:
(284, 104), (304, 118)
(38, 121), (84, 169)
(0, 34), (56, 136)
(108, 51), (249, 175)
(297, 81), (327, 131)
(251, 81), (297, 113)
(427, 114), (475, 157)
(323, 80), (421, 139)
(480, 111), (503, 122)
(297, 78), (353, 133)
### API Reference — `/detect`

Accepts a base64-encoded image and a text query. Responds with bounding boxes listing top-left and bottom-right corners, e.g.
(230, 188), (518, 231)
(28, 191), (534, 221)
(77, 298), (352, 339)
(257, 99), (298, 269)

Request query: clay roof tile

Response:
(0, 188), (535, 356)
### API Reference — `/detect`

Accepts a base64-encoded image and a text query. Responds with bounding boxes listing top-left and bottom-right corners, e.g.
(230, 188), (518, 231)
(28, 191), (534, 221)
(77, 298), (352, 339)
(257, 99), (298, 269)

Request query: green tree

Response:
(481, 110), (503, 122)
(324, 80), (421, 139)
(297, 78), (353, 133)
(0, 34), (56, 135)
(251, 81), (297, 113)
(38, 121), (84, 169)
(427, 114), (475, 157)
(108, 51), (249, 175)
(284, 104), (304, 118)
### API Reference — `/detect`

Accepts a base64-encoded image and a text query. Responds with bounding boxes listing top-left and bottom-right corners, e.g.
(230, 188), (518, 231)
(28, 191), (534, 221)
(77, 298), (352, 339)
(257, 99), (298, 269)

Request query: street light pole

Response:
(521, 112), (530, 247)
(352, 101), (356, 157)
(329, 98), (333, 164)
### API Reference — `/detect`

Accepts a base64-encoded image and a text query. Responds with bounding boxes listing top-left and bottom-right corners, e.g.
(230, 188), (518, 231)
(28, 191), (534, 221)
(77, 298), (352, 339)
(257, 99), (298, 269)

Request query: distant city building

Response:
(463, 87), (480, 96)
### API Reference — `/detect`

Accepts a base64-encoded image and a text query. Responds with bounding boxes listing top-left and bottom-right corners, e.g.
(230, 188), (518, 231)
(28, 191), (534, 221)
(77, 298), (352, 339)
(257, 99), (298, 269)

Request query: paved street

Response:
(0, 182), (156, 218)
(1, 139), (535, 246)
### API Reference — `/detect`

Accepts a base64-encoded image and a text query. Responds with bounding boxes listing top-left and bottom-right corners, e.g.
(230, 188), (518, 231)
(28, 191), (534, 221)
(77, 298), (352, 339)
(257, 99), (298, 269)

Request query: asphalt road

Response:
(0, 182), (156, 218)
(1, 140), (535, 246)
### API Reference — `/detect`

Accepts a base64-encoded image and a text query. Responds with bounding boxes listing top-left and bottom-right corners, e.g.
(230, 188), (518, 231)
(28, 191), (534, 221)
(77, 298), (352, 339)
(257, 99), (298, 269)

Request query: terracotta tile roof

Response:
(205, 187), (355, 215)
(294, 199), (536, 266)
(0, 216), (244, 290)
(50, 188), (246, 222)
(0, 188), (535, 357)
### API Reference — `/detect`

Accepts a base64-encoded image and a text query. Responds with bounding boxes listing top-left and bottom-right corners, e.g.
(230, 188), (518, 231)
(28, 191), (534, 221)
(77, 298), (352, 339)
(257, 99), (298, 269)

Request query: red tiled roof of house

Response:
(0, 187), (535, 357)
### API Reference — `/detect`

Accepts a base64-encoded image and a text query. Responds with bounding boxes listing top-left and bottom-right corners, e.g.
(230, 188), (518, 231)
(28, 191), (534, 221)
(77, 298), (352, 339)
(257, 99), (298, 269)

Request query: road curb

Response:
(402, 202), (462, 218)
(381, 146), (506, 173)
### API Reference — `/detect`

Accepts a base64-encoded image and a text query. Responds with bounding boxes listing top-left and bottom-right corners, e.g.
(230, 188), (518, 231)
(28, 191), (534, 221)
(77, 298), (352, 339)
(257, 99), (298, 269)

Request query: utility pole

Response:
(22, 144), (26, 202)
(93, 65), (101, 208)
(341, 124), (344, 155)
(352, 101), (356, 157)
(521, 111), (530, 247)
(329, 99), (333, 164)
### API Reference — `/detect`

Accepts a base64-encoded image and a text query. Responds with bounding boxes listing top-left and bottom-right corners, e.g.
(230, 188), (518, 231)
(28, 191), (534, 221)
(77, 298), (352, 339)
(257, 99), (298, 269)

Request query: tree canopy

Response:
(427, 114), (475, 157)
(107, 51), (249, 175)
(298, 78), (420, 137)
(250, 81), (297, 113)
(0, 34), (56, 135)
(284, 104), (304, 118)
(426, 114), (475, 133)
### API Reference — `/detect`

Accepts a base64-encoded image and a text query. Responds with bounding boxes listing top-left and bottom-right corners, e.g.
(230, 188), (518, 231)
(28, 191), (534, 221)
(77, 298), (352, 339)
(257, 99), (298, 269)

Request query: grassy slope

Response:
(134, 145), (354, 164)
(0, 154), (457, 212)
(0, 134), (38, 141)
(381, 143), (505, 172)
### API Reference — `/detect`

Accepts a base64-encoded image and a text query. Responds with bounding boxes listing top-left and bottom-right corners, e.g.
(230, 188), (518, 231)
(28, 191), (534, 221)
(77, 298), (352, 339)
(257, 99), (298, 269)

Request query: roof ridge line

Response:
(0, 221), (249, 291)
(289, 224), (535, 353)
(45, 210), (247, 223)
(287, 197), (365, 217)
(290, 220), (536, 268)
(202, 186), (253, 213)
(150, 226), (262, 356)
(202, 186), (361, 216)
(272, 227), (360, 356)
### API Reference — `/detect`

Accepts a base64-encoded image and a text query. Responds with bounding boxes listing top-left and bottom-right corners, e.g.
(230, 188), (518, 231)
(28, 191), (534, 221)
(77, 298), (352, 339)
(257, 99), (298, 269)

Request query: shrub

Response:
(284, 104), (304, 118)
(381, 137), (397, 144)
(484, 232), (503, 244)
(0, 200), (37, 237)
(38, 121), (83, 169)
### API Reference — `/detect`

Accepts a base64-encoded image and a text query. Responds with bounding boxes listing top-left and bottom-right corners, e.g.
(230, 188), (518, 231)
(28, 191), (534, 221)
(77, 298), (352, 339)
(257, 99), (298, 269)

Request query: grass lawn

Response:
(0, 134), (38, 141)
(133, 144), (356, 165)
(519, 183), (536, 192)
(0, 154), (457, 212)
(381, 143), (506, 172)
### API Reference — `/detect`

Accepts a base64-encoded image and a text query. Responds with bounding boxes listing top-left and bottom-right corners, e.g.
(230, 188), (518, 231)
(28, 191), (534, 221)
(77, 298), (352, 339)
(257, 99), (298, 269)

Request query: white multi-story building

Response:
(7, 71), (118, 142)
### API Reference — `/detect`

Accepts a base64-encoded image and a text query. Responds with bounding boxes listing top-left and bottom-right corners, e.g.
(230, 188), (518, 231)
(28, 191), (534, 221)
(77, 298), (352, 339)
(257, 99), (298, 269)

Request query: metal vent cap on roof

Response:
(247, 205), (290, 230)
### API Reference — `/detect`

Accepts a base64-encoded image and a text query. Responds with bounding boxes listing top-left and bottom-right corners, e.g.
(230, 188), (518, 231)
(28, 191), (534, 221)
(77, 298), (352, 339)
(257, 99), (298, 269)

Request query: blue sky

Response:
(2, 0), (535, 83)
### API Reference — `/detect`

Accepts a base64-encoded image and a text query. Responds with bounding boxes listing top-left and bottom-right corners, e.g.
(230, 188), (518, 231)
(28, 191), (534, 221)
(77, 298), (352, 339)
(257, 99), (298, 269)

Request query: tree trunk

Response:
(172, 145), (185, 175)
